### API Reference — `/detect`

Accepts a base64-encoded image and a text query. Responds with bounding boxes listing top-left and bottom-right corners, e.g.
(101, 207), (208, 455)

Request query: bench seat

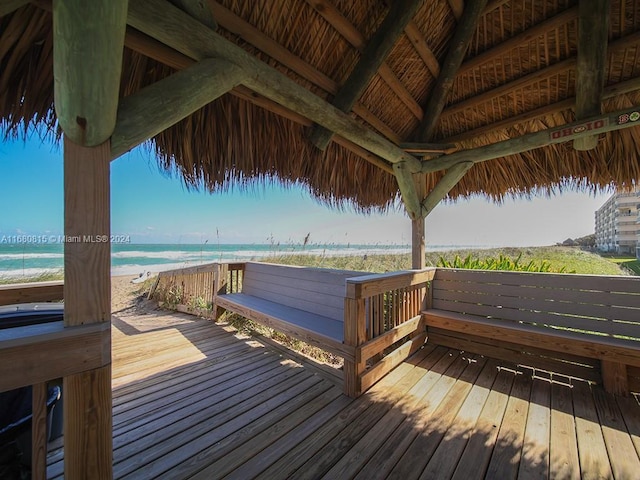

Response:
(424, 309), (640, 368)
(216, 292), (352, 360)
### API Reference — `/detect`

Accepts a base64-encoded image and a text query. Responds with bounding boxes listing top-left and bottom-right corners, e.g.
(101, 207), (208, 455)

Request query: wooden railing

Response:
(0, 281), (109, 479)
(149, 262), (244, 310)
(343, 268), (435, 396)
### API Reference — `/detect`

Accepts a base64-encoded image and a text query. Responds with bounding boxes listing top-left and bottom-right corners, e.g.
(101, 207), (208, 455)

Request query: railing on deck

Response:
(343, 268), (435, 396)
(149, 262), (244, 311)
(0, 281), (101, 480)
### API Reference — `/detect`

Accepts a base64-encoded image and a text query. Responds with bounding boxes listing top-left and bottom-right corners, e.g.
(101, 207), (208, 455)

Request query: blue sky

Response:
(0, 134), (611, 246)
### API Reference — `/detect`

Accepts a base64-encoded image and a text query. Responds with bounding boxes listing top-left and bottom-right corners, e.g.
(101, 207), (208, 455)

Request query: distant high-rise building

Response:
(594, 189), (639, 258)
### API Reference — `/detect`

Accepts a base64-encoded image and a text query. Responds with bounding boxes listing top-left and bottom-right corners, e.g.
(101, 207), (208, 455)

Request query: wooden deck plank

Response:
(549, 382), (580, 480)
(113, 367), (314, 477)
(572, 381), (614, 479)
(420, 360), (500, 479)
(319, 347), (467, 479)
(189, 385), (347, 479)
(451, 368), (515, 480)
(287, 349), (454, 480)
(257, 346), (436, 480)
(592, 388), (640, 479)
(386, 357), (490, 479)
(485, 373), (533, 480)
(616, 395), (640, 456)
(518, 378), (551, 479)
(44, 310), (640, 480)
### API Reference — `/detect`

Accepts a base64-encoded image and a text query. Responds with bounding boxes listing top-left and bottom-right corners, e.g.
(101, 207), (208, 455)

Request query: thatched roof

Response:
(2, 0), (640, 211)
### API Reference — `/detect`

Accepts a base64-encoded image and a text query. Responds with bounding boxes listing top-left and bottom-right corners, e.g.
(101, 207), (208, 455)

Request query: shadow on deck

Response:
(47, 311), (640, 479)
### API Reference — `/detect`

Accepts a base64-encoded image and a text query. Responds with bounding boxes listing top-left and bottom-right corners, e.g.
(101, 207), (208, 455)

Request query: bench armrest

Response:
(345, 268), (435, 299)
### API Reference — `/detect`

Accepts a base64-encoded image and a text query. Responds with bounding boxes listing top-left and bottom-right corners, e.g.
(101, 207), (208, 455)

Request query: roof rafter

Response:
(441, 75), (640, 143)
(307, 0), (424, 151)
(127, 0), (424, 217)
(206, 0), (400, 144)
(123, 27), (395, 173)
(447, 0), (464, 20)
(573, 0), (610, 151)
(457, 6), (578, 76)
(305, 0), (424, 118)
(412, 0), (488, 142)
(422, 106), (640, 173)
(438, 30), (640, 137)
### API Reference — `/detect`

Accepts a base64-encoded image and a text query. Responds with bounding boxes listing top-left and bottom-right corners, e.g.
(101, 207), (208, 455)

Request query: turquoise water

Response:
(0, 242), (417, 279)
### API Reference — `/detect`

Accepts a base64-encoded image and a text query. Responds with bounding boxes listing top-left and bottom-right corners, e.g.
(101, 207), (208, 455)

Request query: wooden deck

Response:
(46, 310), (640, 479)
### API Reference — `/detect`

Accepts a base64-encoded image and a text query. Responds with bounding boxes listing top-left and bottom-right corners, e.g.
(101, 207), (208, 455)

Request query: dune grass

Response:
(267, 246), (629, 276)
(0, 270), (64, 285)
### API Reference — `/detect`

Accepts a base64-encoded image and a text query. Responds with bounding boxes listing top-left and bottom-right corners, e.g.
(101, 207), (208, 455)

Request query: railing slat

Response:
(32, 382), (48, 480)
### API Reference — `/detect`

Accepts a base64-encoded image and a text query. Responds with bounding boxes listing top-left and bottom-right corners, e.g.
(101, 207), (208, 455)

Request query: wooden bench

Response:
(423, 268), (640, 395)
(214, 262), (367, 361)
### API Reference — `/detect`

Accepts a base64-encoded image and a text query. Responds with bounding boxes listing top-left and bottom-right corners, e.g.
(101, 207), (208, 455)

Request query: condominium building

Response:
(594, 190), (639, 257)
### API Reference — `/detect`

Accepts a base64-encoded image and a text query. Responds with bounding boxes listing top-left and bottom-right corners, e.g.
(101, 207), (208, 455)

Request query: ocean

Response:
(0, 242), (419, 279)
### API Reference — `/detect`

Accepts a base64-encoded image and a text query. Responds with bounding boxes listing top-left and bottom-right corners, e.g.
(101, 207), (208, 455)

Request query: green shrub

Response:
(436, 253), (573, 273)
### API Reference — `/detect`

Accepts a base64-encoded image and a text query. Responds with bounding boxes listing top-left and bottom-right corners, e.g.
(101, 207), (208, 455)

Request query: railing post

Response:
(344, 297), (367, 397)
(213, 263), (228, 320)
(31, 382), (48, 480)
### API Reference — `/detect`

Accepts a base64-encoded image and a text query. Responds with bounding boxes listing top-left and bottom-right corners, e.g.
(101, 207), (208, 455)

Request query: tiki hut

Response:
(2, 0), (640, 478)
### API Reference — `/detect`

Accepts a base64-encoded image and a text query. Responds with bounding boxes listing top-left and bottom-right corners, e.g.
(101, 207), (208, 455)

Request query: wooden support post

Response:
(422, 106), (640, 173)
(344, 297), (367, 397)
(308, 0), (424, 150)
(111, 58), (245, 159)
(601, 360), (629, 396)
(213, 263), (228, 319)
(393, 161), (422, 220)
(573, 0), (610, 151)
(31, 382), (48, 480)
(0, 0), (28, 16)
(63, 138), (113, 480)
(412, 0), (488, 142)
(421, 161), (474, 216)
(52, 0), (128, 146)
(411, 173), (426, 269)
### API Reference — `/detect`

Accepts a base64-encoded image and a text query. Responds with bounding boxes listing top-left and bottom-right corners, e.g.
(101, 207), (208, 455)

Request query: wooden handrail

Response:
(0, 281), (64, 306)
(345, 268), (435, 299)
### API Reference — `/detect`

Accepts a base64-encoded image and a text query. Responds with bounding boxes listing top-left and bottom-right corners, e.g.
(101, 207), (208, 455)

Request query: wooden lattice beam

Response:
(573, 0), (610, 151)
(128, 0), (423, 217)
(412, 0), (488, 142)
(422, 106), (640, 173)
(307, 0), (424, 151)
(305, 0), (424, 118)
(207, 0), (400, 144)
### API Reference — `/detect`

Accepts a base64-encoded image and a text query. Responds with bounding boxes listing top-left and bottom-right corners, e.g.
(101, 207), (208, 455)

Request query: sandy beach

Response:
(111, 274), (155, 315)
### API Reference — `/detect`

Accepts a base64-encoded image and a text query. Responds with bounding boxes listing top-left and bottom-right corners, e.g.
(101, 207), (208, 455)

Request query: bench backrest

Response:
(241, 262), (366, 322)
(432, 268), (640, 339)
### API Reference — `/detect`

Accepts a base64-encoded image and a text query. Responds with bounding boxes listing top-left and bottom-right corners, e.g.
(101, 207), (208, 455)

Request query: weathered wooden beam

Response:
(412, 173), (426, 268)
(308, 0), (424, 151)
(421, 161), (473, 216)
(111, 58), (244, 159)
(0, 0), (28, 16)
(447, 0), (464, 19)
(52, 0), (128, 146)
(304, 0), (424, 119)
(422, 106), (640, 173)
(443, 75), (640, 143)
(393, 161), (422, 219)
(168, 0), (216, 29)
(63, 138), (112, 479)
(458, 6), (578, 76)
(123, 28), (395, 173)
(413, 0), (488, 142)
(127, 1), (422, 174)
(400, 142), (457, 154)
(573, 0), (610, 151)
(404, 21), (440, 78)
(207, 0), (401, 142)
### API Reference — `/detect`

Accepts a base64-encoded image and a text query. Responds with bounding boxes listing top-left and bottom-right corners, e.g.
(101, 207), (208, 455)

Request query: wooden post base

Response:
(601, 360), (629, 396)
